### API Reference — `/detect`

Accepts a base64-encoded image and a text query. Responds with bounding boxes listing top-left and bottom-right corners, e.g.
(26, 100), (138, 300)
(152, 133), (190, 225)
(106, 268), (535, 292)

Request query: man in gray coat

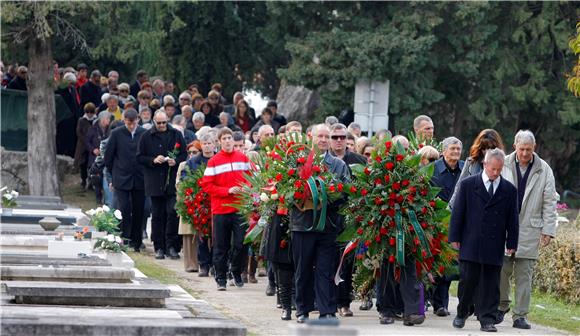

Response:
(497, 130), (557, 329)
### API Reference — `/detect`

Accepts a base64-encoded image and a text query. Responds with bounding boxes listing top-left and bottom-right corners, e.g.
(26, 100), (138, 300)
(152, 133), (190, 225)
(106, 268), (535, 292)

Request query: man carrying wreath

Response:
(292, 124), (350, 323)
(202, 127), (251, 290)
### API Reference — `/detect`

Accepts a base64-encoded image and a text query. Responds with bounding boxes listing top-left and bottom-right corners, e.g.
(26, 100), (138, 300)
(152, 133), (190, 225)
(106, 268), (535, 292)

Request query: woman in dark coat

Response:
(74, 103), (97, 189)
(264, 213), (294, 320)
(85, 111), (112, 203)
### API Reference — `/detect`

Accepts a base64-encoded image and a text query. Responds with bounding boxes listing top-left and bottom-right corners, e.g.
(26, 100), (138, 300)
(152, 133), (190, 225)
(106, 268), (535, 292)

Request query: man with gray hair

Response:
(450, 148), (519, 332)
(429, 136), (464, 316)
(347, 122), (362, 137)
(325, 115), (339, 126)
(254, 125), (275, 151)
(413, 115), (434, 141)
(496, 130), (557, 329)
(80, 69), (103, 110)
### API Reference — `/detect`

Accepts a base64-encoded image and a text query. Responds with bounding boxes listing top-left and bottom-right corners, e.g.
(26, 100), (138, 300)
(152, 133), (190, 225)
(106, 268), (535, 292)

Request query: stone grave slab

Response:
(1, 208), (87, 226)
(0, 265), (134, 283)
(4, 281), (171, 308)
(0, 253), (111, 267)
(47, 238), (92, 257)
(15, 195), (66, 210)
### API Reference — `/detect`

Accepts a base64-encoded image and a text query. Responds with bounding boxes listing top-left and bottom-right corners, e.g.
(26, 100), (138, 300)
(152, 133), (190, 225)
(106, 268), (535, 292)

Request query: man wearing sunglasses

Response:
(329, 123), (366, 318)
(137, 110), (187, 260)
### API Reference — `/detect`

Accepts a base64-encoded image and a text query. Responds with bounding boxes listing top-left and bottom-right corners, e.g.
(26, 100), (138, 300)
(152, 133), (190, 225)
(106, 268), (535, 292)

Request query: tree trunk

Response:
(27, 37), (60, 196)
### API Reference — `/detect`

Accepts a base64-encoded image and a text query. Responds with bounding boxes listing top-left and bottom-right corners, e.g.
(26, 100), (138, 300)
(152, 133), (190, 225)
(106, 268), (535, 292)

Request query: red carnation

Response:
(402, 180), (410, 187)
(288, 168), (295, 176)
(175, 142), (181, 149)
(374, 197), (383, 205)
(409, 186), (417, 194)
(276, 173), (283, 181)
(385, 162), (395, 170)
(385, 141), (392, 149)
(421, 222), (428, 229)
(421, 207), (428, 214)
(357, 228), (364, 235)
(414, 238), (420, 246)
(388, 255), (395, 263)
(389, 237), (396, 246)
(439, 265), (445, 274)
(364, 240), (371, 247)
(408, 225), (414, 232)
(386, 208), (395, 217)
(380, 227), (388, 235)
(364, 167), (371, 175)
(280, 239), (288, 249)
(389, 192), (396, 200)
(350, 185), (357, 193)
(374, 178), (382, 185)
(407, 195), (415, 203)
(294, 180), (302, 188)
(361, 188), (368, 196)
(396, 195), (404, 203)
(313, 166), (321, 173)
(279, 195), (285, 204)
(185, 188), (193, 196)
(337, 183), (344, 192)
(375, 235), (381, 242)
(429, 200), (436, 208)
(392, 182), (401, 191)
(395, 154), (404, 162)
(187, 207), (194, 215)
(380, 208), (388, 216)
(294, 191), (304, 199)
(420, 189), (428, 196)
(375, 156), (382, 163)
(355, 215), (364, 222)
(329, 185), (336, 193)
(418, 143), (424, 149)
(384, 175), (391, 183)
(367, 220), (375, 226)
(389, 220), (396, 228)
(297, 157), (306, 164)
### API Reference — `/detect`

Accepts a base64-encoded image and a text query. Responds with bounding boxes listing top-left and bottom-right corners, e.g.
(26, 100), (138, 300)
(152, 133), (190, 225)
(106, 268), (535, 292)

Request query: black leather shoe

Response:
(265, 283), (276, 296)
(281, 309), (291, 320)
(403, 314), (425, 326)
(319, 313), (338, 320)
(168, 247), (180, 260)
(217, 283), (226, 291)
(297, 314), (309, 324)
(480, 324), (498, 332)
(233, 273), (244, 288)
(453, 316), (466, 328)
(155, 249), (165, 259)
(495, 308), (509, 324)
(133, 247), (141, 253)
(513, 318), (531, 329)
(198, 267), (209, 277)
(359, 298), (373, 310)
(435, 307), (450, 317)
(379, 314), (395, 325)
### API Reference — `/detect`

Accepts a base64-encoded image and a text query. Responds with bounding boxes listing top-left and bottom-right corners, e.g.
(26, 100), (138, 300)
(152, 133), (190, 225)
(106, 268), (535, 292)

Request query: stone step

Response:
(0, 254), (111, 267)
(3, 281), (171, 308)
(0, 314), (246, 336)
(0, 265), (134, 283)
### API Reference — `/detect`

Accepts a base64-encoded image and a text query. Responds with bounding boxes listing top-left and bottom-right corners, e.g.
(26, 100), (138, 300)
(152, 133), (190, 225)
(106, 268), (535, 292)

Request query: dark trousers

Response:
(142, 196), (151, 234)
(80, 160), (88, 185)
(273, 262), (295, 310)
(337, 244), (354, 308)
(292, 231), (337, 316)
(457, 260), (501, 325)
(268, 262), (276, 287)
(115, 188), (145, 249)
(212, 213), (244, 285)
(93, 175), (103, 204)
(430, 272), (459, 310)
(376, 256), (420, 317)
(150, 195), (179, 252)
(198, 237), (212, 268)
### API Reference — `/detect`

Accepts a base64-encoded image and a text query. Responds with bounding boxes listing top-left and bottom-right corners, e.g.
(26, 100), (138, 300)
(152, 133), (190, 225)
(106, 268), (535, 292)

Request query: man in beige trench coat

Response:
(497, 130), (558, 329)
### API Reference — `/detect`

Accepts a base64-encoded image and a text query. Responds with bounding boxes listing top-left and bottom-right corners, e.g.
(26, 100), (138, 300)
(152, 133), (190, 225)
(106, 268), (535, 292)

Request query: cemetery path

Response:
(142, 245), (568, 336)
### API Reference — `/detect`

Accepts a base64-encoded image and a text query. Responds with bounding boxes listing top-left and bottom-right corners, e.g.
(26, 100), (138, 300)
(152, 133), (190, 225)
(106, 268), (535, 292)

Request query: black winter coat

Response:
(79, 81), (102, 110)
(136, 124), (187, 197)
(265, 214), (293, 265)
(449, 174), (519, 266)
(105, 126), (146, 190)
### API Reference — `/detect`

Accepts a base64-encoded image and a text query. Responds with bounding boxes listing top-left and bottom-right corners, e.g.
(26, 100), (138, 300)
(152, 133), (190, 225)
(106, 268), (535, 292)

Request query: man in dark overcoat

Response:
(292, 124), (350, 323)
(137, 110), (186, 260)
(449, 148), (519, 332)
(105, 109), (146, 251)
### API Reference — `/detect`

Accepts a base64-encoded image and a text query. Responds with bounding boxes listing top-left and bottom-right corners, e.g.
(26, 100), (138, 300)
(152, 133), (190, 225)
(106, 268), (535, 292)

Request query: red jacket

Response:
(202, 149), (250, 214)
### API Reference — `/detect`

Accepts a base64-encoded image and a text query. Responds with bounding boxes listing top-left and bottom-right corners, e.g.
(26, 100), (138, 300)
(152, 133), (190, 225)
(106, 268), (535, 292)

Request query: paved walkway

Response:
(146, 247), (566, 336)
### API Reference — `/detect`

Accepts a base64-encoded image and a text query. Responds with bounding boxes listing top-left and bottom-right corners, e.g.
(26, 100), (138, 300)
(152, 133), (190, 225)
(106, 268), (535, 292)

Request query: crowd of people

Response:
(2, 63), (558, 332)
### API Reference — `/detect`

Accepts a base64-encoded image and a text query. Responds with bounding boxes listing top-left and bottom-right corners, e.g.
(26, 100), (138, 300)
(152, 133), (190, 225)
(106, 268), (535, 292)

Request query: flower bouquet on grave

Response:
(93, 234), (127, 253)
(165, 142), (181, 190)
(85, 205), (122, 234)
(338, 137), (457, 291)
(175, 164), (212, 238)
(74, 226), (90, 240)
(1, 186), (19, 209)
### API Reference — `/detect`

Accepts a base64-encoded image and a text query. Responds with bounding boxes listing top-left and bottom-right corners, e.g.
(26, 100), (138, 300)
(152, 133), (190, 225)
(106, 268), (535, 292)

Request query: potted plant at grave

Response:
(1, 186), (19, 216)
(93, 234), (127, 267)
(85, 205), (122, 235)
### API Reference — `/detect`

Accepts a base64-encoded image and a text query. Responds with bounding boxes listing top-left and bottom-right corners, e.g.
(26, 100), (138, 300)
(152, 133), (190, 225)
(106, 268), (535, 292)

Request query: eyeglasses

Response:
(331, 135), (346, 140)
(155, 121), (167, 125)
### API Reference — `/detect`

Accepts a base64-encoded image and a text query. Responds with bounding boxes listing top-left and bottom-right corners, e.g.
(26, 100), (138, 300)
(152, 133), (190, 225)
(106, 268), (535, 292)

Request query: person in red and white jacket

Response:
(201, 127), (250, 290)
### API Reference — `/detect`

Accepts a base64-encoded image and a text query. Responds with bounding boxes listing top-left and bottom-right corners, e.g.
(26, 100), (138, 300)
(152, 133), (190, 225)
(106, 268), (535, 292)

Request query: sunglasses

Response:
(364, 152), (372, 157)
(155, 121), (167, 125)
(331, 135), (346, 140)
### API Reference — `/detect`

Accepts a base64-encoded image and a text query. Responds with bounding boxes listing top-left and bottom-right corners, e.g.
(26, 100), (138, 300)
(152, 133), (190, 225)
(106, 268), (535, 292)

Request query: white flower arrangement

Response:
(85, 206), (121, 234)
(94, 234), (126, 253)
(1, 187), (19, 208)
